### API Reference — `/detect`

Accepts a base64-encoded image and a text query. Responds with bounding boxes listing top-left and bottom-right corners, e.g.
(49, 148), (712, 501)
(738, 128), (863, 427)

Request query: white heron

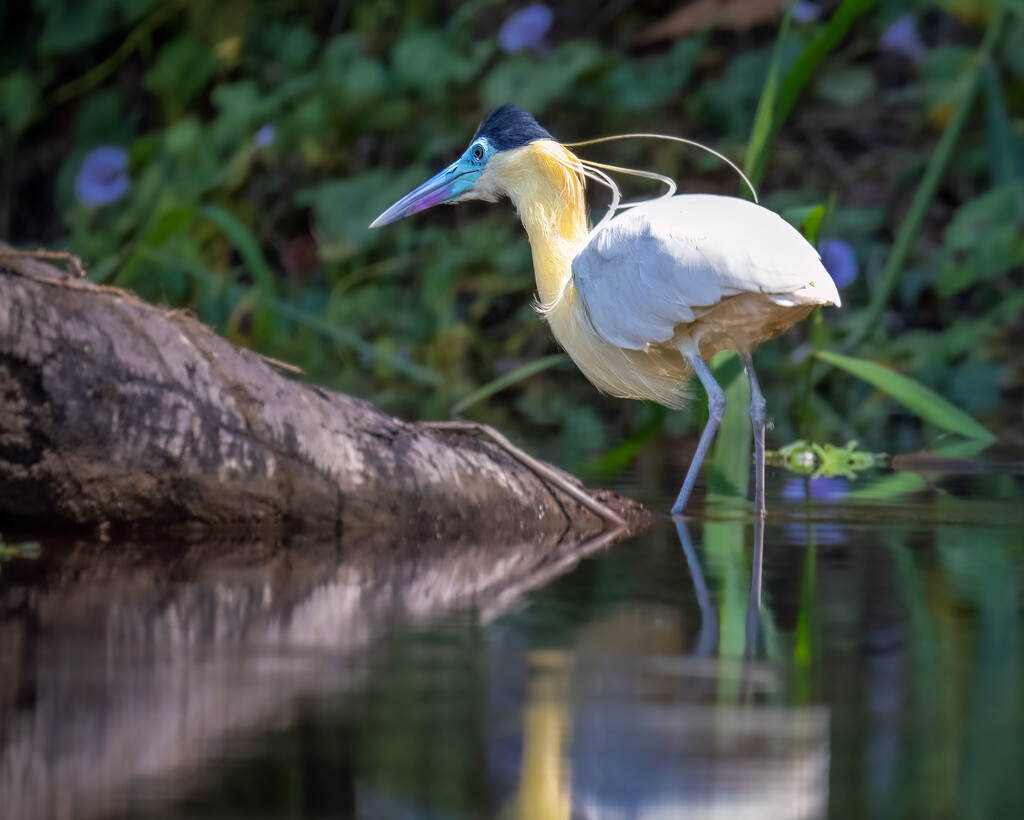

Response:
(372, 105), (840, 516)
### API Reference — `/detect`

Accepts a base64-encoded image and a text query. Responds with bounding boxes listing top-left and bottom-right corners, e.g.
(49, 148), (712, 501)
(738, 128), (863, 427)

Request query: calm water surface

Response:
(1, 451), (1022, 819)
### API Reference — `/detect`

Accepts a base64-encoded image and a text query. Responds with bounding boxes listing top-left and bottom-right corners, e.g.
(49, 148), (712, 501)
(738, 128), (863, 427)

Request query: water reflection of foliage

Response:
(0, 534), (41, 575)
(151, 477), (1024, 817)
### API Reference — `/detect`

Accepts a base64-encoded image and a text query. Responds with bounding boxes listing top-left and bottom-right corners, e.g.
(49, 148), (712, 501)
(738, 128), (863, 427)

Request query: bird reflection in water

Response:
(506, 519), (828, 819)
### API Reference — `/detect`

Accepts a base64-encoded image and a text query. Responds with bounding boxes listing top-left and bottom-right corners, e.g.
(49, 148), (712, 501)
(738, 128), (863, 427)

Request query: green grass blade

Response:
(772, 0), (875, 140)
(589, 404), (666, 476)
(847, 11), (1005, 348)
(450, 353), (567, 416)
(746, 0), (875, 188)
(793, 535), (817, 697)
(115, 205), (277, 297)
(113, 206), (197, 287)
(816, 350), (996, 441)
(744, 1), (794, 187)
(198, 205), (277, 297)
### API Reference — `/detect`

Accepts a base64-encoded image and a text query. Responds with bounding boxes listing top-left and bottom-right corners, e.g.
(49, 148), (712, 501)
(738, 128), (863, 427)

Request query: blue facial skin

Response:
(370, 137), (496, 227)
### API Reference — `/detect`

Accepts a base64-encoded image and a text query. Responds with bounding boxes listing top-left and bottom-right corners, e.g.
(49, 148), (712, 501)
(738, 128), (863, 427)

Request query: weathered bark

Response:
(0, 245), (643, 539)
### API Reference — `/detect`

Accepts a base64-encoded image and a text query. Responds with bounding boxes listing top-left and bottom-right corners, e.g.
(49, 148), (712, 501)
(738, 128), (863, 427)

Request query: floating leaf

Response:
(816, 350), (995, 441)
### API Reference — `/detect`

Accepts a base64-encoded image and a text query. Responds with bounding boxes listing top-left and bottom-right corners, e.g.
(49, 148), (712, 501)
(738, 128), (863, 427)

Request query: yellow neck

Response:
(488, 141), (589, 308)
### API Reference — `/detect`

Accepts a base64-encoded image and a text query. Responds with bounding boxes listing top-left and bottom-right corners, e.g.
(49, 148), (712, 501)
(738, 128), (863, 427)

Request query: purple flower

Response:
(74, 146), (131, 208)
(498, 4), (554, 54)
(792, 2), (821, 23)
(254, 124), (276, 150)
(781, 476), (850, 503)
(880, 15), (926, 62)
(781, 477), (849, 545)
(820, 238), (859, 289)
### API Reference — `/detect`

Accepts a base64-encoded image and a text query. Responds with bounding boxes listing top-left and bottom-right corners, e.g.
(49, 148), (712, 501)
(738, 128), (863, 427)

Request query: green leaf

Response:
(451, 354), (567, 416)
(39, 2), (114, 55)
(72, 89), (129, 144)
(144, 34), (216, 118)
(813, 64), (877, 107)
(267, 23), (318, 71)
(0, 71), (39, 136)
(1001, 13), (1024, 81)
(990, 0), (1024, 23)
(137, 247), (443, 387)
(211, 80), (264, 132)
(781, 203), (826, 242)
(482, 42), (605, 115)
(816, 350), (996, 441)
(982, 63), (1024, 184)
(298, 170), (414, 262)
(602, 37), (703, 112)
(393, 30), (466, 95)
(939, 183), (1024, 296)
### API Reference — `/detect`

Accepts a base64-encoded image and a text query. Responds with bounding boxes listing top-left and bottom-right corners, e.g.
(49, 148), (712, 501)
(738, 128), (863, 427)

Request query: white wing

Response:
(571, 194), (840, 350)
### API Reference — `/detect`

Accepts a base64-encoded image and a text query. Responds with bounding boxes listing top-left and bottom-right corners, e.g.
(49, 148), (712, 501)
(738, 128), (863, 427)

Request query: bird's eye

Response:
(472, 144), (484, 161)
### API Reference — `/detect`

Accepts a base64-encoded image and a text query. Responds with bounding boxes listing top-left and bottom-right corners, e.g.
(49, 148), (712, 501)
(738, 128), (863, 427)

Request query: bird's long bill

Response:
(370, 164), (459, 228)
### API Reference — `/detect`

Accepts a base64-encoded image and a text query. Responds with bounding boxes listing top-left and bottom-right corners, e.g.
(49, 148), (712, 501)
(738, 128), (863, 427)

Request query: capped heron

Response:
(372, 106), (840, 516)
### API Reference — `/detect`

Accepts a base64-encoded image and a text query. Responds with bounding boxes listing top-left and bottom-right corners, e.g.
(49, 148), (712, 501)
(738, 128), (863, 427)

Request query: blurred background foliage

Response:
(2, 0), (1022, 479)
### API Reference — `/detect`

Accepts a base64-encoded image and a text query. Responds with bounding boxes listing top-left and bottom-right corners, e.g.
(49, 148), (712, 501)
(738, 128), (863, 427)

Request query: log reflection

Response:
(0, 528), (623, 820)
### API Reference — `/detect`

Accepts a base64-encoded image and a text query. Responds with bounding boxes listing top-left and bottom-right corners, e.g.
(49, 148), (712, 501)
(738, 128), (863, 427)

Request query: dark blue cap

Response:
(472, 105), (553, 151)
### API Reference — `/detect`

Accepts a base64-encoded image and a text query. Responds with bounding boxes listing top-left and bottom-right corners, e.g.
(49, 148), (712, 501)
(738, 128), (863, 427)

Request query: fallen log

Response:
(0, 244), (643, 540)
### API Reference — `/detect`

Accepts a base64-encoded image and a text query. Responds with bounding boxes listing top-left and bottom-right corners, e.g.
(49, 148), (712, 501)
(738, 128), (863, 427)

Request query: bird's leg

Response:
(675, 519), (719, 656)
(670, 344), (726, 516)
(741, 351), (767, 517)
(744, 516), (766, 659)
